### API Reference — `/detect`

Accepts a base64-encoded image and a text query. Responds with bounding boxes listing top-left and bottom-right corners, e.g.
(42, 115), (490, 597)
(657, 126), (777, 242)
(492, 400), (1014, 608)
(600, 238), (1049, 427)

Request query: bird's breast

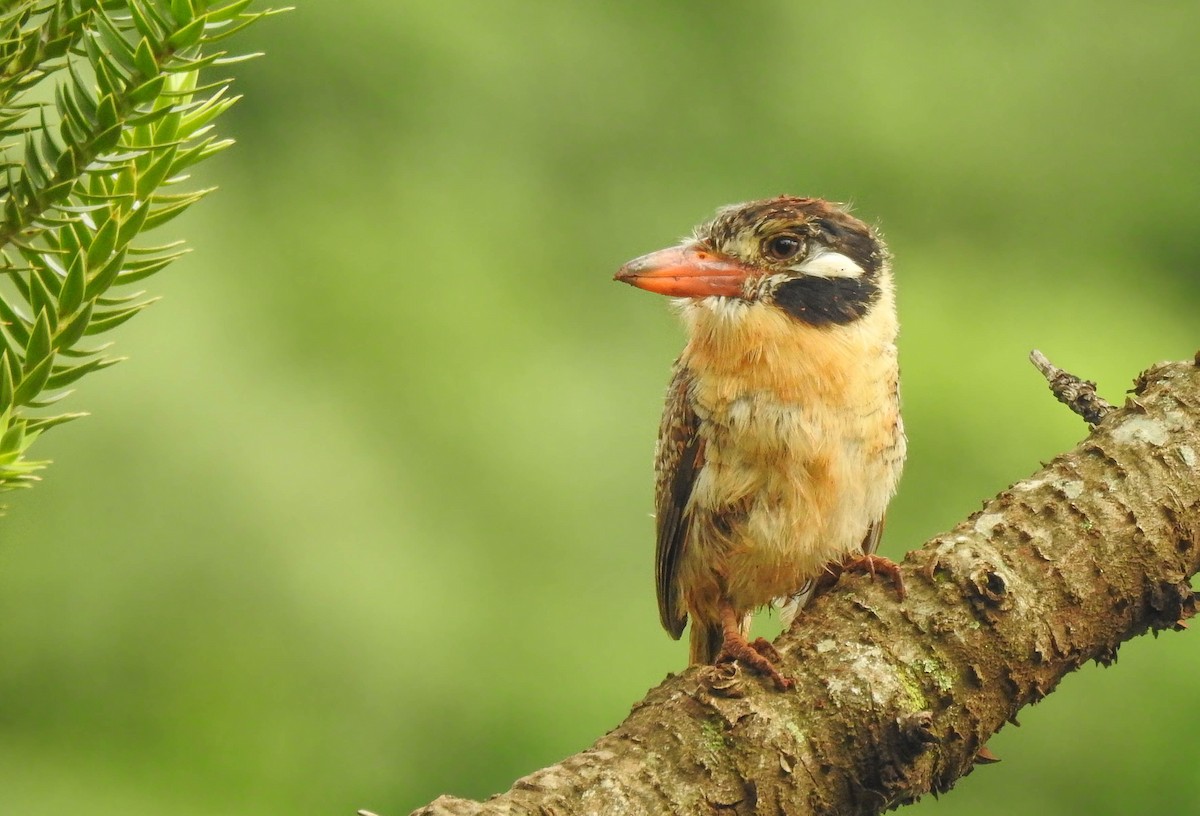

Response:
(681, 297), (902, 477)
(676, 297), (905, 608)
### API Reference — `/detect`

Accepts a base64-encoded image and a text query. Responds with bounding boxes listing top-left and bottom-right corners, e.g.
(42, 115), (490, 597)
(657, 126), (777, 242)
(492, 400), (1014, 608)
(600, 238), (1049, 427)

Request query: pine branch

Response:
(0, 0), (286, 494)
(401, 356), (1200, 816)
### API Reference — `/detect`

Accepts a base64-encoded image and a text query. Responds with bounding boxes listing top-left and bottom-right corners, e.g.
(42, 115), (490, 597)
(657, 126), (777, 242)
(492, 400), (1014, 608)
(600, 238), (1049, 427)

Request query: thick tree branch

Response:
(405, 357), (1200, 816)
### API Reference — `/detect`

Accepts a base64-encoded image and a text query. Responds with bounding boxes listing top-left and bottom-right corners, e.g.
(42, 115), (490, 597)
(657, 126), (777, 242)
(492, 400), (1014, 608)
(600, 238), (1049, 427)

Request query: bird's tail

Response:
(689, 613), (749, 665)
(689, 622), (723, 665)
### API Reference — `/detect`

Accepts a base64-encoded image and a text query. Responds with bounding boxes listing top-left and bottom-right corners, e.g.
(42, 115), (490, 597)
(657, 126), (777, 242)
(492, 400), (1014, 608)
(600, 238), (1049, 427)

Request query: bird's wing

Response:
(654, 363), (703, 639)
(861, 516), (885, 555)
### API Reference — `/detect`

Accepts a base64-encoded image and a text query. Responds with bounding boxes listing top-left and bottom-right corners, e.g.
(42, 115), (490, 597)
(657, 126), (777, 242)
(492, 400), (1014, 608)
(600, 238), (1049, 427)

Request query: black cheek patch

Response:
(773, 275), (880, 326)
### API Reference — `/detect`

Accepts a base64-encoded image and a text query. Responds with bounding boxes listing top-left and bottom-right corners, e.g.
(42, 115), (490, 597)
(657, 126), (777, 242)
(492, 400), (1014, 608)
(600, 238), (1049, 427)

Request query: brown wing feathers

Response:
(654, 365), (702, 638)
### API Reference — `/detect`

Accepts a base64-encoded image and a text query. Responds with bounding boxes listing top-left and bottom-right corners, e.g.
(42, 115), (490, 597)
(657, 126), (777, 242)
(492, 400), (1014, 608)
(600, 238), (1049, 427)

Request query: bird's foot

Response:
(715, 633), (793, 691)
(841, 553), (906, 599)
(749, 637), (782, 663)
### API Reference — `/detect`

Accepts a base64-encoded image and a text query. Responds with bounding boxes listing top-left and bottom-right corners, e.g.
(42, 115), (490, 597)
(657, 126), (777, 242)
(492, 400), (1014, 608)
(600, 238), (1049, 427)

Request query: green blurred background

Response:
(3, 2), (1199, 814)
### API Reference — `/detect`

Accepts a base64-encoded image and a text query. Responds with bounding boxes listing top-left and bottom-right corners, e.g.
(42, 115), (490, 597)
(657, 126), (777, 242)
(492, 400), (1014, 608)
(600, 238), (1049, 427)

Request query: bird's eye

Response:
(763, 234), (804, 262)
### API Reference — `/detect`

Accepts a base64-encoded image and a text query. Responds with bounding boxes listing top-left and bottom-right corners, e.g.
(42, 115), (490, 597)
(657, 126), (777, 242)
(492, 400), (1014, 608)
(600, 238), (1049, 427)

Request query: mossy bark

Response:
(409, 358), (1200, 816)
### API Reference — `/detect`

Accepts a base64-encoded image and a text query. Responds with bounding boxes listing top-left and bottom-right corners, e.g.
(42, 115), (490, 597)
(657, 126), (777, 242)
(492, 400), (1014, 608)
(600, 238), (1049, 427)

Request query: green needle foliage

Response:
(0, 0), (282, 494)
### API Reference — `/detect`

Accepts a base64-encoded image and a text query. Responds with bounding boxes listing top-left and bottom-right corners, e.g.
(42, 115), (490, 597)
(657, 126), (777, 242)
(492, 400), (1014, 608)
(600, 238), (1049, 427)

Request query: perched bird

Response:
(615, 196), (906, 689)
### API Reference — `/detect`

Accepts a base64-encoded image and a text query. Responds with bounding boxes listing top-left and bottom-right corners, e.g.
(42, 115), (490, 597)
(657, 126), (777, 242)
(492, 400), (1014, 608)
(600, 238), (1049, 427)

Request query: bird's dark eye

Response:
(763, 234), (804, 262)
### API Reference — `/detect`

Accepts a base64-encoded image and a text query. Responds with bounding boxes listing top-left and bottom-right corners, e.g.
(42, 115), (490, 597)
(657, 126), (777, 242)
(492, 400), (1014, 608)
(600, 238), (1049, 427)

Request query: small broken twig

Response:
(1029, 350), (1114, 426)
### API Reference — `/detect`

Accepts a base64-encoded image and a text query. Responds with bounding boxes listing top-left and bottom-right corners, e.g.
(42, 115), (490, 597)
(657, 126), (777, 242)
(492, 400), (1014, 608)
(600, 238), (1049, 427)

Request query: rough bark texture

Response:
(409, 358), (1200, 816)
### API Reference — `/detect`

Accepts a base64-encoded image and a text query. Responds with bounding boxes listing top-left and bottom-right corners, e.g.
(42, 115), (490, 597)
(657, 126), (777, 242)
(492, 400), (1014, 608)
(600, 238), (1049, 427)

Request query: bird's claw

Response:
(841, 553), (906, 599)
(716, 636), (793, 691)
(749, 636), (782, 663)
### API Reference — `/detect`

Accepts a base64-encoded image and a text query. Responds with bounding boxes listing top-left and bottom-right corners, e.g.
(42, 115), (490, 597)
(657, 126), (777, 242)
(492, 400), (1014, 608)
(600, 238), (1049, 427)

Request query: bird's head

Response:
(615, 196), (889, 327)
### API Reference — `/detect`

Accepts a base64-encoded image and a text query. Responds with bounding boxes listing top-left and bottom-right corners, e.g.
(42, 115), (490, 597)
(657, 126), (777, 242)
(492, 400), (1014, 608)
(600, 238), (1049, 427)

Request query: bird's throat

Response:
(679, 295), (898, 407)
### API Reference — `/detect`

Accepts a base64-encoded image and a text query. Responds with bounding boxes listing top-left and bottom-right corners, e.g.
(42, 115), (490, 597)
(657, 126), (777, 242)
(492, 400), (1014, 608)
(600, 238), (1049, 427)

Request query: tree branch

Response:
(403, 356), (1200, 816)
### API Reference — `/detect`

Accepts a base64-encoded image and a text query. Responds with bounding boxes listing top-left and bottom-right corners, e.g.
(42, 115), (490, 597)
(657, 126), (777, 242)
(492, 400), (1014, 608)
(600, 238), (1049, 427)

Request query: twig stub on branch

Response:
(1029, 349), (1115, 426)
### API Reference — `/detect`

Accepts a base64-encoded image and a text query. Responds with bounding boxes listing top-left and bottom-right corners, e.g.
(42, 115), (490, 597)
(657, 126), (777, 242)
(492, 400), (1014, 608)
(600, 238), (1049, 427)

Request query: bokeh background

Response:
(3, 2), (1199, 814)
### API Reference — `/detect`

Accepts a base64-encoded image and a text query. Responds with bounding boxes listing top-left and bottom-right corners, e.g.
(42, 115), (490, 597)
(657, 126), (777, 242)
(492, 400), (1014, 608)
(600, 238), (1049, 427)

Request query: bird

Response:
(614, 196), (906, 690)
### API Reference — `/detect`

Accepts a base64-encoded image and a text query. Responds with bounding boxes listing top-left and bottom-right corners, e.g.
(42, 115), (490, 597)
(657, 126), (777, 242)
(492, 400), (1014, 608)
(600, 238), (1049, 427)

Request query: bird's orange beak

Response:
(614, 245), (753, 298)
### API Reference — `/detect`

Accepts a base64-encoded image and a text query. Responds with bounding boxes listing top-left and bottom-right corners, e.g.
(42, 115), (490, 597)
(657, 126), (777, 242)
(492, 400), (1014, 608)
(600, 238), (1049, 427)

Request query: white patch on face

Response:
(676, 295), (752, 330)
(794, 250), (865, 279)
